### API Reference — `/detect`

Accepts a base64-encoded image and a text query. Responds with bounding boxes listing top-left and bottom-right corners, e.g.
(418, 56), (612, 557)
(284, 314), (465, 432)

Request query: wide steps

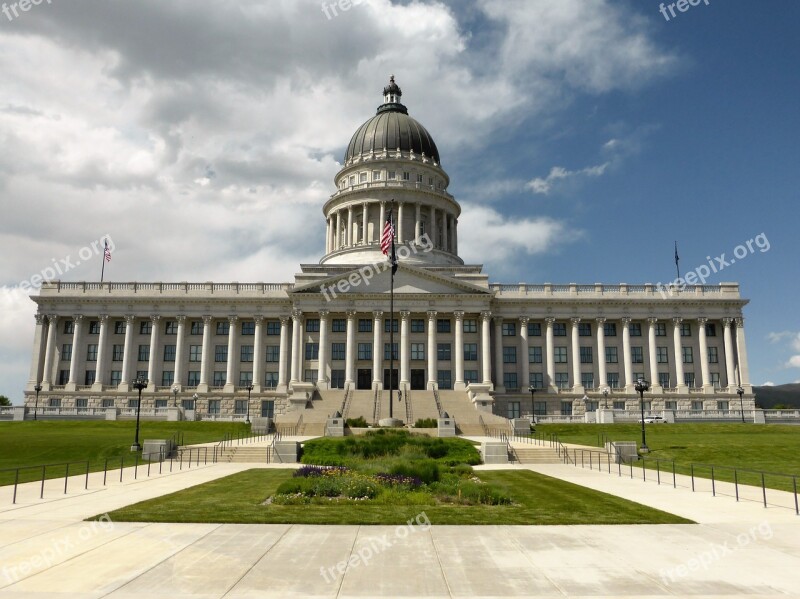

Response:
(346, 390), (378, 423)
(218, 447), (272, 463)
(511, 447), (562, 464)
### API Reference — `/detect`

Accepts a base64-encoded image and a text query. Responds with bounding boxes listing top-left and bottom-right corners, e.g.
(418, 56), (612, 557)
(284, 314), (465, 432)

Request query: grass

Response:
(539, 423), (800, 491)
(0, 420), (250, 486)
(100, 468), (691, 525)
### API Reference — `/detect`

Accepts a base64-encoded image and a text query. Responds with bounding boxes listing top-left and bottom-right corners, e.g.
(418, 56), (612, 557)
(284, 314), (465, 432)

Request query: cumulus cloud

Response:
(527, 163), (610, 195)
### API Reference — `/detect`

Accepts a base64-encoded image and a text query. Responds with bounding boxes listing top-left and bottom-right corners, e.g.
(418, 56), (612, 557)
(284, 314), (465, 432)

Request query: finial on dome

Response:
(378, 75), (407, 114)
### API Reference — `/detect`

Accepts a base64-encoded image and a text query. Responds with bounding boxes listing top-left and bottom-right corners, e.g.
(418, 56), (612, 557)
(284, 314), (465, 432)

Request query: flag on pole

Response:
(674, 241), (680, 280)
(381, 211), (397, 274)
(104, 239), (112, 262)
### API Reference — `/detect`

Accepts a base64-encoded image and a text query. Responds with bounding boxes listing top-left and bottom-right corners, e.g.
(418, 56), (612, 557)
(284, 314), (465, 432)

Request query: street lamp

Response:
(172, 385), (179, 407)
(245, 383), (253, 424)
(33, 383), (42, 421)
(602, 387), (609, 409)
(527, 385), (536, 424)
(635, 377), (650, 453)
(131, 378), (148, 451)
(736, 385), (745, 423)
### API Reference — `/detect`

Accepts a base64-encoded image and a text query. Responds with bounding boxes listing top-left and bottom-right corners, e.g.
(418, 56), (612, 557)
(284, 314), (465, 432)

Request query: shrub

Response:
(389, 459), (440, 484)
(414, 418), (438, 428)
(346, 416), (369, 428)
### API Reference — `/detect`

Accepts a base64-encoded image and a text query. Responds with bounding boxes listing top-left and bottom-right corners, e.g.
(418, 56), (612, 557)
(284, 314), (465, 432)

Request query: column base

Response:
(702, 384), (715, 394)
(453, 381), (466, 391)
(650, 384), (663, 394)
(91, 382), (104, 392)
(41, 382), (52, 391)
(118, 382), (130, 392)
(223, 383), (236, 393)
(494, 385), (506, 394)
(65, 382), (77, 391)
(677, 384), (690, 393)
(195, 383), (207, 393)
(624, 384), (636, 394)
(572, 385), (586, 395)
(252, 384), (262, 393)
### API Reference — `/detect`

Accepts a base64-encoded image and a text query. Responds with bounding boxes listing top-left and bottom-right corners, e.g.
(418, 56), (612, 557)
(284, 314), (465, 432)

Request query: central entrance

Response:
(410, 369), (426, 390)
(357, 369), (372, 390)
(383, 368), (399, 390)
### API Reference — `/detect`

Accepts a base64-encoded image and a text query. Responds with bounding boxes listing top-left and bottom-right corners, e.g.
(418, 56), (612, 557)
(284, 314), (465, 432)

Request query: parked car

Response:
(638, 416), (666, 424)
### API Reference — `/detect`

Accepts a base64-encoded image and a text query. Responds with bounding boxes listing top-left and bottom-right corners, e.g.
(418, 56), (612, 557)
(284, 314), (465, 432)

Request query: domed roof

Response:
(344, 77), (440, 165)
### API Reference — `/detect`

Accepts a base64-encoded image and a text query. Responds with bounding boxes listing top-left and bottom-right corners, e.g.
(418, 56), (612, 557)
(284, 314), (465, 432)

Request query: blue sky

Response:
(0, 0), (798, 401)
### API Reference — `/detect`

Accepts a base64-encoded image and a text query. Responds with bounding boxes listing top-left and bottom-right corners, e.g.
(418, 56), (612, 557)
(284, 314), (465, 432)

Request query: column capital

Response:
(400, 310), (411, 321)
(373, 310), (384, 319)
(319, 309), (330, 319)
(253, 314), (264, 324)
(175, 314), (186, 323)
(672, 317), (683, 325)
(149, 314), (160, 324)
(647, 317), (658, 325)
(697, 317), (708, 325)
(722, 317), (734, 327)
(34, 313), (45, 325)
(47, 314), (59, 326)
(595, 317), (606, 324)
(98, 314), (109, 323)
(280, 315), (291, 325)
(202, 314), (213, 325)
(545, 317), (556, 326)
(519, 316), (529, 325)
(73, 314), (85, 322)
(570, 317), (582, 325)
(454, 310), (465, 321)
(228, 315), (239, 325)
(620, 316), (631, 325)
(480, 310), (492, 322)
(346, 310), (357, 319)
(734, 317), (744, 327)
(292, 308), (303, 321)
(427, 310), (437, 320)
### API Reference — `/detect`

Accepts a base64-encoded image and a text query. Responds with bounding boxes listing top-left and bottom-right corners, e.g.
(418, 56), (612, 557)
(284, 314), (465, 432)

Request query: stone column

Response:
(480, 311), (492, 386)
(400, 311), (410, 387)
(93, 315), (110, 391)
(66, 315), (84, 391)
(647, 318), (661, 392)
(697, 317), (711, 391)
(252, 316), (264, 392)
(379, 202), (386, 235)
(454, 311), (466, 390)
(144, 315), (160, 391)
(441, 211), (448, 252)
(545, 317), (556, 392)
(723, 318), (736, 390)
(596, 318), (607, 390)
(449, 217), (457, 254)
(453, 218), (458, 255)
(347, 206), (354, 247)
(224, 316), (238, 392)
(372, 311), (383, 388)
(427, 310), (438, 389)
(335, 211), (342, 249)
(362, 202), (369, 244)
(317, 311), (329, 388)
(119, 315), (137, 391)
(735, 317), (750, 389)
(494, 317), (505, 392)
(673, 318), (687, 392)
(345, 310), (356, 386)
(278, 315), (290, 391)
(571, 317), (583, 392)
(415, 203), (421, 243)
(290, 310), (302, 385)
(26, 314), (47, 391)
(430, 206), (437, 248)
(622, 317), (633, 392)
(198, 315), (213, 392)
(397, 202), (405, 243)
(519, 317), (530, 391)
(41, 315), (58, 389)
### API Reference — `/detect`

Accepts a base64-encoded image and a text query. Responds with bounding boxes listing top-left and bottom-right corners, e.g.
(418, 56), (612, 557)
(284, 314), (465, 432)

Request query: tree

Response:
(0, 395), (11, 407)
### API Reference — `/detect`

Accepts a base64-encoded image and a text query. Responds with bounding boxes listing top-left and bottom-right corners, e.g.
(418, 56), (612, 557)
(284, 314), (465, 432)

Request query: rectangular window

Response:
(215, 345), (228, 362)
(437, 319), (451, 333)
(555, 373), (570, 389)
(265, 345), (280, 362)
(631, 346), (644, 364)
(181, 398), (196, 410)
(360, 172), (368, 183)
(578, 322), (592, 337)
(691, 400), (703, 411)
(64, 320), (74, 334)
(658, 372), (671, 388)
(607, 373), (620, 389)
(88, 320), (100, 334)
(710, 372), (721, 387)
(358, 343), (372, 361)
(84, 370), (96, 385)
(560, 401), (573, 416)
(238, 372), (253, 387)
(164, 321), (177, 335)
(585, 401), (599, 413)
(705, 323), (717, 337)
(163, 345), (176, 361)
(384, 319), (399, 333)
(656, 323), (667, 337)
(241, 321), (255, 336)
(682, 347), (693, 364)
(528, 322), (541, 337)
(330, 370), (345, 389)
(233, 399), (247, 415)
(503, 346), (516, 364)
(372, 170), (381, 181)
(403, 171), (410, 181)
(410, 343), (425, 360)
(605, 347), (618, 364)
(503, 372), (518, 390)
(437, 343), (451, 361)
(438, 370), (452, 390)
(553, 323), (567, 336)
(216, 321), (229, 336)
(388, 171), (396, 180)
(657, 347), (669, 363)
(109, 370), (122, 385)
(331, 343), (346, 361)
(111, 344), (123, 361)
(580, 347), (593, 364)
(358, 319), (372, 333)
(529, 373), (544, 389)
(681, 323), (692, 337)
(665, 400), (677, 411)
(717, 400), (729, 410)
(534, 401), (547, 416)
(190, 321), (203, 335)
(502, 323), (515, 336)
(604, 323), (617, 337)
(463, 319), (477, 333)
(207, 399), (220, 415)
(708, 347), (719, 364)
(305, 343), (319, 360)
(213, 372), (226, 387)
(266, 321), (280, 335)
(161, 371), (174, 386)
(188, 345), (202, 362)
(416, 173), (424, 183)
(464, 370), (479, 384)
(629, 323), (642, 337)
(187, 371), (200, 386)
(554, 347), (568, 363)
(240, 345), (254, 363)
(613, 401), (626, 410)
(139, 321), (152, 335)
(411, 319), (425, 333)
(138, 345), (150, 362)
(306, 319), (320, 333)
(87, 344), (98, 361)
(265, 372), (279, 388)
(464, 343), (478, 361)
(101, 398), (114, 408)
(384, 343), (399, 361)
(114, 320), (125, 335)
(61, 343), (72, 361)
(507, 401), (521, 419)
(529, 346), (542, 364)
(581, 373), (594, 389)
(684, 372), (696, 387)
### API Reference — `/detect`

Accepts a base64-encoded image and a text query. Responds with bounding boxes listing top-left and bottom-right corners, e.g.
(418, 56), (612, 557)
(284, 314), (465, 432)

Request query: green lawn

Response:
(100, 468), (691, 525)
(538, 423), (800, 491)
(0, 421), (250, 486)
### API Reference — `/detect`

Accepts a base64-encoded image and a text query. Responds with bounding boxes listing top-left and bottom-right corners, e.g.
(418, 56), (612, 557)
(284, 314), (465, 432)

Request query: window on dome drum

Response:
(529, 346), (542, 363)
(372, 170), (381, 181)
(306, 319), (320, 332)
(213, 372), (226, 388)
(189, 345), (201, 362)
(554, 347), (567, 363)
(428, 177), (434, 186)
(385, 343), (399, 360)
(465, 370), (479, 384)
(464, 343), (477, 361)
(388, 171), (396, 180)
(682, 347), (693, 364)
(88, 320), (99, 334)
(632, 347), (644, 364)
(305, 343), (319, 360)
(331, 343), (345, 361)
(403, 172), (410, 181)
(417, 174), (424, 183)
(629, 323), (642, 337)
(604, 323), (617, 336)
(216, 321), (229, 336)
(349, 175), (355, 186)
(215, 345), (227, 362)
(528, 322), (541, 337)
(411, 319), (425, 333)
(502, 323), (515, 336)
(656, 323), (667, 337)
(605, 347), (618, 364)
(437, 343), (451, 361)
(503, 373), (518, 390)
(140, 321), (152, 335)
(708, 347), (719, 364)
(114, 320), (125, 334)
(582, 373), (594, 389)
(580, 347), (593, 364)
(410, 343), (424, 360)
(190, 321), (203, 335)
(606, 373), (620, 389)
(265, 345), (279, 362)
(555, 373), (570, 389)
(503, 347), (516, 364)
(332, 319), (346, 333)
(64, 320), (74, 334)
(705, 323), (717, 337)
(241, 322), (255, 336)
(163, 345), (176, 361)
(161, 371), (174, 386)
(464, 319), (477, 333)
(360, 172), (367, 183)
(241, 345), (254, 362)
(87, 344), (98, 361)
(579, 323), (592, 336)
(266, 321), (280, 335)
(529, 373), (543, 389)
(553, 323), (566, 336)
(659, 372), (671, 388)
(138, 345), (150, 362)
(111, 344), (123, 361)
(681, 323), (692, 337)
(358, 319), (372, 333)
(437, 319), (451, 333)
(61, 344), (72, 361)
(358, 343), (371, 361)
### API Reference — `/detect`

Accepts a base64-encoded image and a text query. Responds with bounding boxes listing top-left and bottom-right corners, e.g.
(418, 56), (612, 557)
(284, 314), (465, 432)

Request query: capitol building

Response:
(24, 78), (754, 426)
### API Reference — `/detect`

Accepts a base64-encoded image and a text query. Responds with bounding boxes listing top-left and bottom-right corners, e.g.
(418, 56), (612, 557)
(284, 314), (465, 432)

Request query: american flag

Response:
(104, 239), (112, 262)
(381, 211), (398, 274)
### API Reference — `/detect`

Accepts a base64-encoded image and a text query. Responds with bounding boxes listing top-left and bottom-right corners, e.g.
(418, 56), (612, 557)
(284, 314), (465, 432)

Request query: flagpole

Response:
(101, 239), (107, 283)
(389, 200), (396, 420)
(674, 241), (680, 281)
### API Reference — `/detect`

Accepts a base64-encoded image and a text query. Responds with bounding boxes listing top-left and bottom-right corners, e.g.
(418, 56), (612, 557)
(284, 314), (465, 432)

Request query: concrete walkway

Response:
(1, 457), (799, 597)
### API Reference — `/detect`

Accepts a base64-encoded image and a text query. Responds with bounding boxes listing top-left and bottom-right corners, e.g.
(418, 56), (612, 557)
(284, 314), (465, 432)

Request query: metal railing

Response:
(340, 385), (353, 420)
(432, 387), (444, 418)
(404, 388), (413, 424)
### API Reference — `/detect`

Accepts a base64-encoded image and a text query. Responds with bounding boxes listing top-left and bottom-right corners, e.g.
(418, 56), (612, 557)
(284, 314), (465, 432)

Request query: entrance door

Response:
(357, 369), (372, 390)
(383, 368), (399, 390)
(410, 369), (426, 390)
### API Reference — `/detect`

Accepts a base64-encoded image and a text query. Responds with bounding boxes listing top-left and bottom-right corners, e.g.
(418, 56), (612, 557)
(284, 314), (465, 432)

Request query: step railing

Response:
(404, 388), (413, 424)
(373, 387), (381, 424)
(340, 384), (353, 420)
(432, 387), (444, 418)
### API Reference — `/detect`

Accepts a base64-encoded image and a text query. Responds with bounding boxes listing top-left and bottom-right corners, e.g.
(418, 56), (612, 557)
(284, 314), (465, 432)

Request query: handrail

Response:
(404, 388), (413, 424)
(341, 384), (353, 420)
(432, 387), (443, 418)
(373, 387), (381, 425)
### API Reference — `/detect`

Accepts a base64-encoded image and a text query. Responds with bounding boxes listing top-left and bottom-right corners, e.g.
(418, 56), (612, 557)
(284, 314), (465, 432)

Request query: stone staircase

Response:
(347, 390), (378, 423)
(218, 446), (272, 463)
(437, 390), (509, 434)
(404, 390), (441, 424)
(510, 446), (562, 464)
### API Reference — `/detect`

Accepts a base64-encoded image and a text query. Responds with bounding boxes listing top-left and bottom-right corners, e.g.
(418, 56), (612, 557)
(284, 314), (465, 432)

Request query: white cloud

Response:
(761, 381), (775, 387)
(527, 163), (610, 195)
(787, 356), (800, 369)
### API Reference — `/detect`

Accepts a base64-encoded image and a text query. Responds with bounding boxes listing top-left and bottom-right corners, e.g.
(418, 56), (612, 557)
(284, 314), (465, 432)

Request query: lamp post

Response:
(245, 383), (253, 424)
(527, 385), (536, 424)
(33, 383), (42, 421)
(131, 378), (147, 451)
(736, 385), (745, 423)
(635, 377), (650, 453)
(602, 387), (609, 409)
(192, 393), (199, 411)
(172, 385), (179, 407)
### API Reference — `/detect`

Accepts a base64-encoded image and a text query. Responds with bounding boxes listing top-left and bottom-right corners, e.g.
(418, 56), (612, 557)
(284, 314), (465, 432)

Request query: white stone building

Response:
(24, 78), (754, 422)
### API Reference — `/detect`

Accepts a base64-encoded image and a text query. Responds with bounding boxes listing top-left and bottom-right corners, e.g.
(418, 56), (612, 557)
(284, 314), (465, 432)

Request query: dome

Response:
(344, 77), (441, 165)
